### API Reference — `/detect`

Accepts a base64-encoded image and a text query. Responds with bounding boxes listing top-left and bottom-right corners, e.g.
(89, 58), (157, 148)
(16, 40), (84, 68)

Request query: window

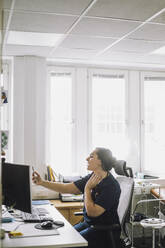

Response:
(46, 68), (75, 176)
(89, 70), (128, 159)
(46, 67), (165, 178)
(141, 74), (165, 175)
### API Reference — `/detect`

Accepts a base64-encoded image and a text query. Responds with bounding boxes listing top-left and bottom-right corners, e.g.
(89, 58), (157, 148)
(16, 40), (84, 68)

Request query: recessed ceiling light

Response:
(152, 45), (165, 55)
(7, 31), (63, 47)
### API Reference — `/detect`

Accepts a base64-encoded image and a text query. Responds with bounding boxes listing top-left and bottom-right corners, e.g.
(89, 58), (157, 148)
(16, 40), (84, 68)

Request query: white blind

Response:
(144, 77), (165, 81)
(93, 74), (124, 79)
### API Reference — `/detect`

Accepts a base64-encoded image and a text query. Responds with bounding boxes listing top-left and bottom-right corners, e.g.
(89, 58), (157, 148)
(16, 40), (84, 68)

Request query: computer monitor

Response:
(2, 161), (32, 213)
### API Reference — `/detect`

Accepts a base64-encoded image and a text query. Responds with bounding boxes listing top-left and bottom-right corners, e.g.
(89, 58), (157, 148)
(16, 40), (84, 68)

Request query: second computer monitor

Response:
(2, 161), (32, 213)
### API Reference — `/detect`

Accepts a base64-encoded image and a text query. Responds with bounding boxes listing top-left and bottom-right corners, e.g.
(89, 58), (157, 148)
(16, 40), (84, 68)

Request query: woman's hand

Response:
(85, 173), (101, 191)
(32, 171), (43, 185)
(84, 173), (105, 217)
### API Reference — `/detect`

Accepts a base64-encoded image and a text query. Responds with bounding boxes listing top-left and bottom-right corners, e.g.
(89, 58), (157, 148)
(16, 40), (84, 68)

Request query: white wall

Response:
(127, 71), (141, 172)
(75, 68), (89, 175)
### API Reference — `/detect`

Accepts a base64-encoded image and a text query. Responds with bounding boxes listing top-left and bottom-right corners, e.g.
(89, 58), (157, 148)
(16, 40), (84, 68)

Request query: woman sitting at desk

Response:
(32, 147), (121, 248)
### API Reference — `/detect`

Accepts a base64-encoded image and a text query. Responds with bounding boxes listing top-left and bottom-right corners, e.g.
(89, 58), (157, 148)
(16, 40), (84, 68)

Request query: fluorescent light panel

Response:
(152, 45), (165, 55)
(7, 31), (63, 47)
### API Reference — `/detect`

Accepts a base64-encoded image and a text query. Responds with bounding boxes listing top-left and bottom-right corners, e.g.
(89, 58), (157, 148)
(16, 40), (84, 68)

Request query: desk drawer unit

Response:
(51, 200), (83, 225)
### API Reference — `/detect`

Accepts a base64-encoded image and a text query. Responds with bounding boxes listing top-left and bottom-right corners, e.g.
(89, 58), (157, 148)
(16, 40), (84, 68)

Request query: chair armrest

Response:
(91, 223), (121, 231)
(132, 198), (165, 217)
(74, 211), (83, 216)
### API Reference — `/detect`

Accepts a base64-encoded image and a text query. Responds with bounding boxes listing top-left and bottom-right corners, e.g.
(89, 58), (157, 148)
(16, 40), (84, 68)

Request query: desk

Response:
(151, 187), (165, 203)
(2, 204), (88, 248)
(51, 200), (83, 225)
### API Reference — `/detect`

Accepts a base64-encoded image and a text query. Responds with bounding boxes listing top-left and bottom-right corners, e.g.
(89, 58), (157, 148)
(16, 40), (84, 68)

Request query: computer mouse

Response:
(53, 220), (64, 227)
(41, 221), (53, 229)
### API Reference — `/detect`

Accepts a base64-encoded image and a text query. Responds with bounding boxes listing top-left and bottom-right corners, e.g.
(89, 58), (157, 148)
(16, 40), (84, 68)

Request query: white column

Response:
(127, 70), (141, 173)
(75, 68), (88, 176)
(13, 56), (46, 176)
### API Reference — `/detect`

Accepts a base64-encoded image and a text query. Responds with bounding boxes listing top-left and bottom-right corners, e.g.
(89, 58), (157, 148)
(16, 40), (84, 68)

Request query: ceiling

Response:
(2, 0), (165, 68)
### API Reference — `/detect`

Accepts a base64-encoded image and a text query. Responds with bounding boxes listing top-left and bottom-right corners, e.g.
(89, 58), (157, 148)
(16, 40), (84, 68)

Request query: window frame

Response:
(46, 66), (76, 175)
(88, 68), (129, 155)
(140, 71), (165, 176)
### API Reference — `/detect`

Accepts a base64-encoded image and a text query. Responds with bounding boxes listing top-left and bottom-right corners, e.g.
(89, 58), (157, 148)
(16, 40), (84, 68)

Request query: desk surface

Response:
(2, 204), (87, 248)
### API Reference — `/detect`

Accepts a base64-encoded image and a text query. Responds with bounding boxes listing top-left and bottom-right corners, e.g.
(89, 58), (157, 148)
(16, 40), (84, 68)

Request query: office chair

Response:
(75, 161), (134, 248)
(92, 175), (134, 248)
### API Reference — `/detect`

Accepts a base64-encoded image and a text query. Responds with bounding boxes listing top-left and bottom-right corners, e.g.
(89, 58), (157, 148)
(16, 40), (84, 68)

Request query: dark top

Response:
(74, 173), (121, 225)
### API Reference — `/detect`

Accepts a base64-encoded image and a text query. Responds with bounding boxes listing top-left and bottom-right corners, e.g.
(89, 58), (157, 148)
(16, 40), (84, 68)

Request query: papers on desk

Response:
(60, 193), (83, 202)
(6, 223), (59, 238)
(32, 200), (50, 205)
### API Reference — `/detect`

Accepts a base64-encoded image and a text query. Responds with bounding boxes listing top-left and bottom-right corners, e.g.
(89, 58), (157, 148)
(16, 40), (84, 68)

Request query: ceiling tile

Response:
(98, 51), (165, 65)
(109, 39), (165, 54)
(60, 35), (117, 50)
(98, 51), (143, 61)
(3, 44), (52, 57)
(70, 17), (140, 37)
(151, 12), (165, 24)
(10, 11), (77, 33)
(2, 0), (165, 67)
(86, 0), (165, 21)
(51, 47), (97, 59)
(14, 0), (91, 15)
(141, 54), (165, 64)
(2, 0), (12, 9)
(129, 23), (165, 41)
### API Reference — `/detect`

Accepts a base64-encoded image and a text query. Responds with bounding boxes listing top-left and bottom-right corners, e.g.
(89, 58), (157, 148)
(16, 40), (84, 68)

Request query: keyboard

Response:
(22, 207), (53, 223)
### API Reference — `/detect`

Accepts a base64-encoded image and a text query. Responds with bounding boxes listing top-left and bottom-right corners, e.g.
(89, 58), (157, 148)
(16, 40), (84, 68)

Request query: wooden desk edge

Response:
(151, 187), (165, 203)
(51, 199), (84, 208)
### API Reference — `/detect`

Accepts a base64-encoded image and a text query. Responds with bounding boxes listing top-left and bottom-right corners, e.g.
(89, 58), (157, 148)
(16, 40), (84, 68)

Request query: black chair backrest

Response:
(114, 160), (133, 178)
